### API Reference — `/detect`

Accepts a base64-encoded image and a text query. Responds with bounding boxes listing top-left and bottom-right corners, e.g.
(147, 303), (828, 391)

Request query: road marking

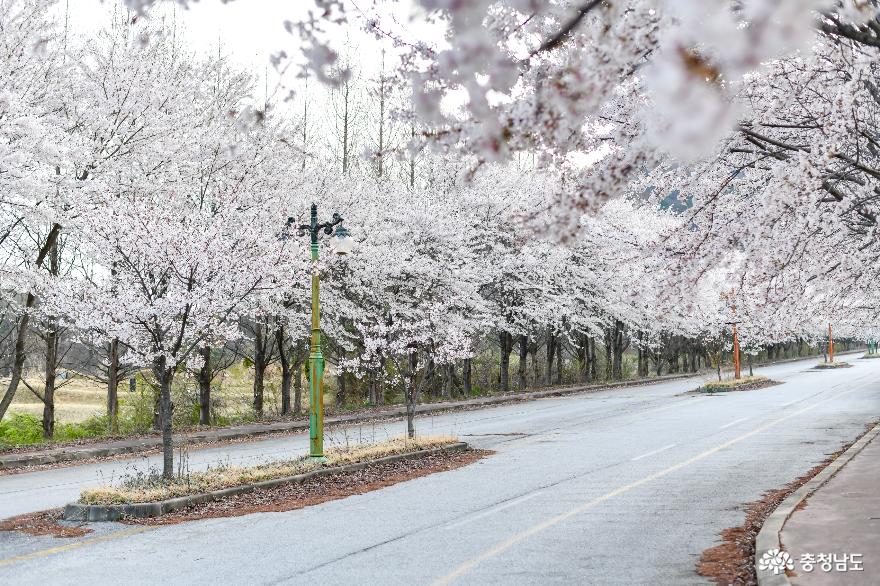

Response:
(719, 417), (749, 430)
(431, 386), (862, 586)
(630, 444), (676, 461)
(445, 492), (543, 530)
(778, 399), (799, 408)
(0, 525), (154, 568)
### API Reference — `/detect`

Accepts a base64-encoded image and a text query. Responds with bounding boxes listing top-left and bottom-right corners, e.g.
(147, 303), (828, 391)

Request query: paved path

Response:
(1, 355), (878, 585)
(782, 424), (880, 585)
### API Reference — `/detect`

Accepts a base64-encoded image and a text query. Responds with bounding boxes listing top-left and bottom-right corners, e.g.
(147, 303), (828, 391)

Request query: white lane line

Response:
(631, 443), (676, 461)
(445, 492), (543, 530)
(719, 417), (750, 430)
(778, 399), (799, 409)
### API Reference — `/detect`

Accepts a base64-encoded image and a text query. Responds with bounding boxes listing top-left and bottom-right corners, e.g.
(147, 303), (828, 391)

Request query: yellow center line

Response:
(431, 385), (865, 585)
(0, 525), (155, 568)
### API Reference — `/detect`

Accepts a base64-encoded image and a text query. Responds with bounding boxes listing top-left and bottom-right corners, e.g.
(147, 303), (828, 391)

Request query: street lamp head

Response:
(331, 225), (354, 255)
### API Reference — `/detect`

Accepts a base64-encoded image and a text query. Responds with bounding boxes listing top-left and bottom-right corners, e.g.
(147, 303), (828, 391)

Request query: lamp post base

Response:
(310, 455), (327, 463)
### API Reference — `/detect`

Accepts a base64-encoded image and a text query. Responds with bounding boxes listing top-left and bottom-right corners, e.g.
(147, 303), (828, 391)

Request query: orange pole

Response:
(733, 324), (741, 380)
(828, 323), (834, 363)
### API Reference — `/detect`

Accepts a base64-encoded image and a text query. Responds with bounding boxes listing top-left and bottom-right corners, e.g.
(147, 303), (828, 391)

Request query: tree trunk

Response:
(443, 364), (454, 398)
(499, 331), (512, 393)
(154, 357), (175, 480)
(545, 332), (556, 386)
(577, 334), (589, 382)
(462, 358), (472, 396)
(0, 224), (61, 421)
(277, 330), (292, 416)
(637, 345), (646, 378)
(198, 345), (212, 425)
(530, 340), (540, 386)
(293, 356), (304, 415)
(41, 237), (61, 439)
(108, 338), (120, 432)
(589, 337), (597, 381)
(555, 337), (563, 384)
(253, 325), (266, 417)
(612, 320), (626, 381)
(518, 334), (528, 389)
(604, 329), (613, 380)
(336, 370), (347, 407)
(0, 302), (32, 421)
(404, 350), (419, 438)
(42, 325), (58, 439)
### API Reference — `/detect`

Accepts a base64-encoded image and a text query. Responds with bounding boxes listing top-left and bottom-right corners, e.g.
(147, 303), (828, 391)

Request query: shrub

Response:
(0, 413), (43, 447)
(56, 415), (110, 441)
(118, 385), (157, 434)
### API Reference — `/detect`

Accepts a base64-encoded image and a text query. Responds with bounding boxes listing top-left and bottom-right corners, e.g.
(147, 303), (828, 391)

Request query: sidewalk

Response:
(780, 428), (880, 585)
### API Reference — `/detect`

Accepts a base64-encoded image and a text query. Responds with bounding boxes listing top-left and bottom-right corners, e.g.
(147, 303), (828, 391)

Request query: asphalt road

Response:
(2, 354), (879, 585)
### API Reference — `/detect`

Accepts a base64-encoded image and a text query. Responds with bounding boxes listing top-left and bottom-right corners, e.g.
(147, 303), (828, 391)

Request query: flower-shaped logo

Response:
(759, 549), (794, 575)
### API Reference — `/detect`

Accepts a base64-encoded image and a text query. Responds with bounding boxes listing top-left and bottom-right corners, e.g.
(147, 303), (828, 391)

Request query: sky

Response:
(61, 0), (432, 108)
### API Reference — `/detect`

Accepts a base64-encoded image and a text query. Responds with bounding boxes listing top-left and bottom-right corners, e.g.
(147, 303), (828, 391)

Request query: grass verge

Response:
(79, 435), (458, 505)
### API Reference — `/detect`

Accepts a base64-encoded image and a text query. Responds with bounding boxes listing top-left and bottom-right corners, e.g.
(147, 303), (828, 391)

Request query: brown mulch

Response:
(696, 421), (879, 585)
(0, 508), (93, 538)
(126, 448), (491, 526)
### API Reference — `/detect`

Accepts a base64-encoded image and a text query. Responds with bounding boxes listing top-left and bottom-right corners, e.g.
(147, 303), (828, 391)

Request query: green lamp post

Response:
(288, 203), (353, 460)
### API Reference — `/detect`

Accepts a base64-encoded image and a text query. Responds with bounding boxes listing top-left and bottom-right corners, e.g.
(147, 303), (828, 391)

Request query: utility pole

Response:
(828, 323), (834, 363)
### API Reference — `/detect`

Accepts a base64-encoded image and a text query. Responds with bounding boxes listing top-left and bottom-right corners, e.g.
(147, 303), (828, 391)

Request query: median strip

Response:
(63, 437), (473, 522)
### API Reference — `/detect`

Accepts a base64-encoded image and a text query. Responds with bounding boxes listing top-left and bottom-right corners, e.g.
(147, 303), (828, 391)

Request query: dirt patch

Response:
(696, 421), (878, 585)
(125, 448), (490, 526)
(0, 508), (93, 538)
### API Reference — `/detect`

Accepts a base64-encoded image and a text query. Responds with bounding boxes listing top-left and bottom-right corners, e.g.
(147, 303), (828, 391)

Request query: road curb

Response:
(63, 442), (469, 522)
(754, 422), (880, 586)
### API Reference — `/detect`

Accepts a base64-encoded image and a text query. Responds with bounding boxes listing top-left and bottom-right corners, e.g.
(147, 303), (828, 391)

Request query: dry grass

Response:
(813, 361), (852, 369)
(79, 435), (458, 505)
(1, 362), (289, 424)
(702, 375), (769, 393)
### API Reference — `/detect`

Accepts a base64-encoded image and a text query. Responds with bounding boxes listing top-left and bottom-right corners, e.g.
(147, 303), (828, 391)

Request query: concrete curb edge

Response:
(754, 422), (880, 586)
(62, 442), (469, 522)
